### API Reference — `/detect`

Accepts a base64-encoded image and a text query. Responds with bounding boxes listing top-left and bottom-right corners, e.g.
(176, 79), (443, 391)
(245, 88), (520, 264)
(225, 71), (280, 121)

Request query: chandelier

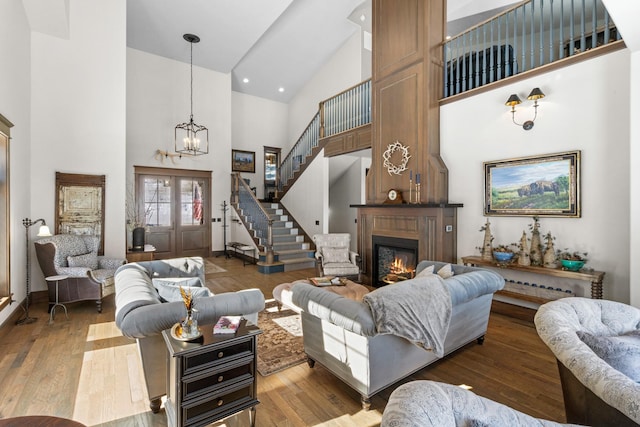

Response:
(175, 33), (209, 156)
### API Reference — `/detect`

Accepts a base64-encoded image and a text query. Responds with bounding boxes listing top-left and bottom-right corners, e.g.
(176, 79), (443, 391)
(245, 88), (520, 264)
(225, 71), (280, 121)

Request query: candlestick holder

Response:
(409, 178), (413, 204)
(416, 183), (421, 204)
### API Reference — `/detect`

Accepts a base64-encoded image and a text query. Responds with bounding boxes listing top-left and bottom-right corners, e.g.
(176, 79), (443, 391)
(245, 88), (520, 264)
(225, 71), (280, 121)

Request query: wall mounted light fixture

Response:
(505, 87), (545, 131)
(175, 33), (209, 156)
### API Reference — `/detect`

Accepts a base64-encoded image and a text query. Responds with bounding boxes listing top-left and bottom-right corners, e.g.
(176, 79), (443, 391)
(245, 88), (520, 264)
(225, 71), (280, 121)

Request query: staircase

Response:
(231, 173), (315, 274)
(258, 202), (315, 273)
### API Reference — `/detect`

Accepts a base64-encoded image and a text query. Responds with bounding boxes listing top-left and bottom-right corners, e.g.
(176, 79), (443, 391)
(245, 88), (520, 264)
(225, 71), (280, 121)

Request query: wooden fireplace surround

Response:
(353, 203), (460, 286)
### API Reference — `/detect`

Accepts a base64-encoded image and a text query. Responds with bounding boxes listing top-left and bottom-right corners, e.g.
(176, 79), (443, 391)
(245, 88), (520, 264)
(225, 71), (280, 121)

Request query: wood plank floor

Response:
(0, 257), (567, 426)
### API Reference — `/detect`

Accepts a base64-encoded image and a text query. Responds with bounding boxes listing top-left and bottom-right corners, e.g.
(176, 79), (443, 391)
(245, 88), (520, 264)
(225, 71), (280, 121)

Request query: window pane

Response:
(144, 177), (171, 227)
(180, 179), (204, 226)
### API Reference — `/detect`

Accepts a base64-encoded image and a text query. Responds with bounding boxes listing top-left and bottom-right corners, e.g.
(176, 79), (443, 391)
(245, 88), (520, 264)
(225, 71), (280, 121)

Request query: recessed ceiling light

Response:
(278, 87), (285, 93)
(360, 14), (366, 22)
(243, 78), (249, 83)
(446, 35), (452, 40)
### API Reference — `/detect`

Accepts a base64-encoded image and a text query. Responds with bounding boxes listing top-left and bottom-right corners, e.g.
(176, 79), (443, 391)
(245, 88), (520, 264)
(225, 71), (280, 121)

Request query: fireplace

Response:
(372, 235), (419, 287)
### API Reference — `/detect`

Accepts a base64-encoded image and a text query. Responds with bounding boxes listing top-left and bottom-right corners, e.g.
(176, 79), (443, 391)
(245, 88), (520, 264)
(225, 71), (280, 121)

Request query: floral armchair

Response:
(535, 298), (640, 426)
(34, 234), (126, 313)
(312, 233), (360, 279)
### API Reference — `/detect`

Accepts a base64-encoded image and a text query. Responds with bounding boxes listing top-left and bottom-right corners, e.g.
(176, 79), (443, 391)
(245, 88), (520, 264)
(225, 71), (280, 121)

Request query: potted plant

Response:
(557, 249), (588, 271)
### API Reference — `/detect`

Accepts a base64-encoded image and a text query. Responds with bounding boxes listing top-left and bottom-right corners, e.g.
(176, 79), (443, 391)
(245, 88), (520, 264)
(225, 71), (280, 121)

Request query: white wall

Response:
(126, 48), (232, 252)
(29, 0), (127, 293)
(442, 49), (631, 303)
(287, 31), (364, 147)
(0, 1), (32, 325)
(281, 151), (328, 237)
(630, 50), (640, 308)
(231, 91), (289, 200)
(329, 155), (371, 251)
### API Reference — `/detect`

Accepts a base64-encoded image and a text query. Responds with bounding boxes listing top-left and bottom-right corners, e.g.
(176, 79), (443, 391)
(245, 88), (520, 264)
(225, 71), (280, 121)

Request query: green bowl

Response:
(561, 259), (585, 271)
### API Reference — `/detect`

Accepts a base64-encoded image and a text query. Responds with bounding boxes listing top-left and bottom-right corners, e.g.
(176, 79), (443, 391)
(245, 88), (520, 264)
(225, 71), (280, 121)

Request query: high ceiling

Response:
(126, 0), (521, 103)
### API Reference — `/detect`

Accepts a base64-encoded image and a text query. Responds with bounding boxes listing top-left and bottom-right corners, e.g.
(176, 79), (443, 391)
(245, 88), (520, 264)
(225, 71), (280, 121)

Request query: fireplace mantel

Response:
(354, 204), (461, 286)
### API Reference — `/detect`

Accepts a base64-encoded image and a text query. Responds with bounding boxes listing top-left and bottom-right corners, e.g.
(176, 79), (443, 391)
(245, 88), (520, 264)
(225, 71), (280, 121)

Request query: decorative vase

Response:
(518, 231), (531, 266)
(481, 220), (493, 261)
(181, 309), (198, 338)
(543, 239), (557, 268)
(529, 220), (542, 266)
(132, 226), (145, 251)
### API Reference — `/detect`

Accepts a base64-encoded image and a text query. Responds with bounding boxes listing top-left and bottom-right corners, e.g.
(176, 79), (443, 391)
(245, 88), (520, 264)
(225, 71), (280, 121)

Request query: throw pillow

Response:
(322, 246), (350, 263)
(415, 265), (435, 278)
(152, 277), (211, 303)
(67, 252), (99, 270)
(437, 263), (454, 279)
(577, 330), (640, 382)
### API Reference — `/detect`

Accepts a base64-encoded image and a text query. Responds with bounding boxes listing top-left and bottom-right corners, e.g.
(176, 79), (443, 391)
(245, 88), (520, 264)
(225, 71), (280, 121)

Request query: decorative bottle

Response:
(518, 231), (531, 266)
(481, 220), (493, 261)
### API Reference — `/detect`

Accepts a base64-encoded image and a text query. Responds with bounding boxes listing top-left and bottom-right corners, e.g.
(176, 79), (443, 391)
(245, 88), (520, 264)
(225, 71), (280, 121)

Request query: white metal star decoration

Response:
(382, 141), (411, 175)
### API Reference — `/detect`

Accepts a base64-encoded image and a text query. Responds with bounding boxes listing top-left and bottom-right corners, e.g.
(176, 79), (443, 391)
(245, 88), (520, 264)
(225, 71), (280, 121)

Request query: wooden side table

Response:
(46, 275), (69, 324)
(461, 255), (605, 302)
(162, 319), (262, 427)
(126, 250), (155, 263)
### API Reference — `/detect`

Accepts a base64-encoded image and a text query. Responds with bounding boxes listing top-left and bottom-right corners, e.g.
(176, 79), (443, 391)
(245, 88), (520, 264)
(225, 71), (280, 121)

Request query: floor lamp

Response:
(16, 218), (51, 325)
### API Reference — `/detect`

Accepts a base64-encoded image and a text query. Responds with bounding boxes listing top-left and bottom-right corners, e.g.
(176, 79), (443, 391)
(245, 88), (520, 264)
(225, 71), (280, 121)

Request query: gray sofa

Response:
(114, 257), (265, 413)
(291, 260), (504, 409)
(381, 380), (579, 426)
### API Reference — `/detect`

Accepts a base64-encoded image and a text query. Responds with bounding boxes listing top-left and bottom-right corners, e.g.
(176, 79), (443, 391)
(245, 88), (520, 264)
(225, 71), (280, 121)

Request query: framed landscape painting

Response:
(484, 151), (581, 217)
(232, 149), (256, 173)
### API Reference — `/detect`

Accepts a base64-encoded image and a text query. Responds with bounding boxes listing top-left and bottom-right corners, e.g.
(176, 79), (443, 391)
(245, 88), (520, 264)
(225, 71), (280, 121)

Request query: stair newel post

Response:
(266, 219), (275, 264)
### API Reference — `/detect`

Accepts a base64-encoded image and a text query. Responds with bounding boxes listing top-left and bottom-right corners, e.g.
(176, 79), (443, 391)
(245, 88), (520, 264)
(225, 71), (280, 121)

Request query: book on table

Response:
(213, 315), (242, 334)
(309, 276), (345, 286)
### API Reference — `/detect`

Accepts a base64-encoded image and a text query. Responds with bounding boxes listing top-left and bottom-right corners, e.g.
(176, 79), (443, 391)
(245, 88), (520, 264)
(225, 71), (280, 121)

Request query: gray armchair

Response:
(535, 298), (640, 426)
(312, 233), (360, 279)
(34, 234), (126, 313)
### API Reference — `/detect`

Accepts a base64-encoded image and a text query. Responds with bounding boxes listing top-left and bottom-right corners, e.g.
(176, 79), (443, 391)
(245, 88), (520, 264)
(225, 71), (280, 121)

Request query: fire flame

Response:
(390, 257), (414, 275)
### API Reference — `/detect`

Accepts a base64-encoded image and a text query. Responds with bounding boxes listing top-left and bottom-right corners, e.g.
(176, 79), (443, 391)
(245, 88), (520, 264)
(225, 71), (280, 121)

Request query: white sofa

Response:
(291, 261), (504, 409)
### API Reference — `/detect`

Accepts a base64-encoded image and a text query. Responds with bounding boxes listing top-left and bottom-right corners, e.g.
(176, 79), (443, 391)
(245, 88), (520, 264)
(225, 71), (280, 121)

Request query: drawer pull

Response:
(217, 351), (224, 358)
(217, 399), (224, 407)
(217, 375), (224, 383)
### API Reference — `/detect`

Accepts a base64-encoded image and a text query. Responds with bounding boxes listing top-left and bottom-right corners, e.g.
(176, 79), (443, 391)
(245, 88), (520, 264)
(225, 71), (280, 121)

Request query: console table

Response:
(461, 256), (605, 303)
(225, 242), (257, 266)
(162, 320), (261, 427)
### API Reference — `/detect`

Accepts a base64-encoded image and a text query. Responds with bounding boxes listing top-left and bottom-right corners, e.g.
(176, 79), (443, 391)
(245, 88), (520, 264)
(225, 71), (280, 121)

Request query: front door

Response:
(135, 166), (211, 259)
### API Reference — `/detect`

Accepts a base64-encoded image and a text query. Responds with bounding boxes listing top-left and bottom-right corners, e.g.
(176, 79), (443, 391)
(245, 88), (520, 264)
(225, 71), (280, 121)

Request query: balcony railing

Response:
(278, 79), (371, 191)
(443, 0), (620, 98)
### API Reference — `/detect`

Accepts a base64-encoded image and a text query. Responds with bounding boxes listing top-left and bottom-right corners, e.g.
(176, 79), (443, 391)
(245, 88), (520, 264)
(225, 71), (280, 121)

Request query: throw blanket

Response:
(363, 274), (452, 357)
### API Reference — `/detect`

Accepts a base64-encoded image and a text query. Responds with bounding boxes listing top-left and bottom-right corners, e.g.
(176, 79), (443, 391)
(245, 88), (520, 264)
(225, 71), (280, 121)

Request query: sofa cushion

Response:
(322, 246), (350, 263)
(577, 330), (640, 382)
(152, 278), (211, 303)
(437, 263), (454, 279)
(68, 252), (99, 270)
(416, 265), (435, 277)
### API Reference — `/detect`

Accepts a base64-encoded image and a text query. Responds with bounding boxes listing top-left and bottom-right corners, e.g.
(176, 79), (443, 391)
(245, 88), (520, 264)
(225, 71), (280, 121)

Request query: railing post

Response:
(319, 100), (325, 139)
(266, 219), (275, 264)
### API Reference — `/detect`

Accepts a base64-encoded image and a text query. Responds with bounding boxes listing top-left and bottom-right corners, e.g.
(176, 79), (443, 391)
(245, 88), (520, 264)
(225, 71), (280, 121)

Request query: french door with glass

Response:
(134, 166), (211, 259)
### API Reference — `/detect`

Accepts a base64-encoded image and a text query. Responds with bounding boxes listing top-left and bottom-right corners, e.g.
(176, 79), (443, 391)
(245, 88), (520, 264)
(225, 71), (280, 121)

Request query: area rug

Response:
(205, 260), (227, 274)
(256, 300), (306, 376)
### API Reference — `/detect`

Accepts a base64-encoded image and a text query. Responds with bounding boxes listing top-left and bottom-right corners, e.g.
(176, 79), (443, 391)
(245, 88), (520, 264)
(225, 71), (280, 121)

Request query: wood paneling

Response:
(322, 124), (372, 157)
(357, 204), (458, 285)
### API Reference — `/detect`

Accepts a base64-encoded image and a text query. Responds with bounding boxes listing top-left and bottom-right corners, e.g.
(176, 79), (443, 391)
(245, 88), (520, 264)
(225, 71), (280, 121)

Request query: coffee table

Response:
(272, 278), (370, 313)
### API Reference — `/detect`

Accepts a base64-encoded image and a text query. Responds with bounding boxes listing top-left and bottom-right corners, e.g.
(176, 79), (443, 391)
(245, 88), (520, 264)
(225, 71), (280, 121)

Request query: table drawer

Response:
(182, 359), (254, 400)
(182, 338), (254, 375)
(182, 380), (256, 426)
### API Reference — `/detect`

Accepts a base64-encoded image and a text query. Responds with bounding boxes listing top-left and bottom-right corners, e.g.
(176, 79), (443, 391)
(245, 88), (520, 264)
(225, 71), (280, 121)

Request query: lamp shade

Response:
(37, 225), (52, 237)
(505, 94), (522, 107)
(527, 87), (545, 100)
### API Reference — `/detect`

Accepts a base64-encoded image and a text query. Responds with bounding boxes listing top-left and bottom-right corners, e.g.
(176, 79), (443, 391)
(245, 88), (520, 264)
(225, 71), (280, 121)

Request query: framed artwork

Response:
(232, 149), (256, 173)
(484, 151), (581, 217)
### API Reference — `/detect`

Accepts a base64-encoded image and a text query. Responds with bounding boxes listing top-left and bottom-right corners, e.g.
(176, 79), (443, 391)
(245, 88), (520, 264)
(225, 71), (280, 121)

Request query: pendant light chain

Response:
(189, 40), (194, 121)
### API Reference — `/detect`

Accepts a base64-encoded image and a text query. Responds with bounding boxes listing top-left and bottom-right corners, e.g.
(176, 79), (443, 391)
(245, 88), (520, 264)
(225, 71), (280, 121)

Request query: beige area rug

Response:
(205, 260), (227, 274)
(257, 300), (306, 376)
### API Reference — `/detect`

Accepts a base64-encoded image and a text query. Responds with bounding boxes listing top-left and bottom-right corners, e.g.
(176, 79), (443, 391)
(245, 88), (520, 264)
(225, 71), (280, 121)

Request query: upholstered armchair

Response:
(381, 380), (577, 426)
(312, 233), (360, 279)
(35, 234), (126, 313)
(535, 298), (640, 426)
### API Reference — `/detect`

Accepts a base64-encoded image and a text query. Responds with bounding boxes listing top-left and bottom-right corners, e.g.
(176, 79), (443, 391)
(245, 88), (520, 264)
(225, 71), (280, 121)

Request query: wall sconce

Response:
(505, 88), (545, 131)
